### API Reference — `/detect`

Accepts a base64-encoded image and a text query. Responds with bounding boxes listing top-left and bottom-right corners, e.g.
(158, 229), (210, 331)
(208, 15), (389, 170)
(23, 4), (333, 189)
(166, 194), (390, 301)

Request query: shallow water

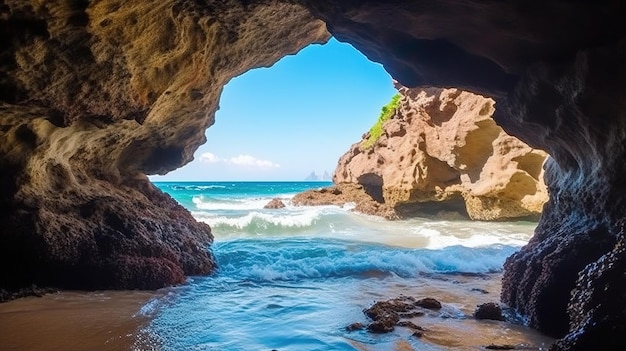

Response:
(136, 182), (553, 350)
(0, 182), (554, 350)
(133, 241), (554, 350)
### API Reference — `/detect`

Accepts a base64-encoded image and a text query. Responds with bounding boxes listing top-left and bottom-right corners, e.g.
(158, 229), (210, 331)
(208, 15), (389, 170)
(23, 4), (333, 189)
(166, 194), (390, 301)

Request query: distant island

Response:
(304, 171), (332, 181)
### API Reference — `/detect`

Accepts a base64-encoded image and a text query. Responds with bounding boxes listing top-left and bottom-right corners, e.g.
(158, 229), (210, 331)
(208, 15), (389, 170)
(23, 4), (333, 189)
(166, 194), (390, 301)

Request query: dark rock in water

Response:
(364, 297), (413, 322)
(412, 331), (424, 338)
(415, 297), (442, 310)
(399, 311), (425, 318)
(485, 344), (516, 350)
(397, 321), (425, 331)
(345, 322), (364, 332)
(367, 320), (395, 333)
(363, 296), (433, 335)
(549, 226), (626, 351)
(264, 198), (286, 209)
(474, 302), (505, 321)
(471, 288), (490, 294)
(363, 296), (419, 334)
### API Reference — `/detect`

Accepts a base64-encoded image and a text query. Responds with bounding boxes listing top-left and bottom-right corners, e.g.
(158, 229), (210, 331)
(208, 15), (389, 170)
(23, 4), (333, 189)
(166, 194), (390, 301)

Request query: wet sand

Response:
(0, 290), (158, 351)
(347, 273), (556, 351)
(0, 274), (555, 351)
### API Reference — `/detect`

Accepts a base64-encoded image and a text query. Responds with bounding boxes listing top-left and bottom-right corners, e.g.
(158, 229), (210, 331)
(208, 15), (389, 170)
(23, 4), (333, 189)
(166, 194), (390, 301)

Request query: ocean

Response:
(129, 181), (553, 351)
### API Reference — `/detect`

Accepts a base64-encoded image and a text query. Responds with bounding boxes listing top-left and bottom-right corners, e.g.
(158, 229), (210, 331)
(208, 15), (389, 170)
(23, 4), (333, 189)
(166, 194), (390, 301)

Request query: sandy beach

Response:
(0, 290), (158, 351)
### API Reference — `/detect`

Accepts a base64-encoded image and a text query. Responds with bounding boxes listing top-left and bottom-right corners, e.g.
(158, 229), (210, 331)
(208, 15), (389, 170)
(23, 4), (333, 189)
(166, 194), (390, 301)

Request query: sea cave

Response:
(1, 1), (626, 350)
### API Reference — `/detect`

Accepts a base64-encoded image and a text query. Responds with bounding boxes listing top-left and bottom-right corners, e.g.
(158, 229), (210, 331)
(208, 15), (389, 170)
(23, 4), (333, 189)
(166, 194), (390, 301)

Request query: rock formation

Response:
(0, 0), (329, 291)
(1, 1), (626, 349)
(328, 84), (548, 221)
(263, 198), (286, 209)
(292, 183), (398, 219)
(474, 302), (505, 321)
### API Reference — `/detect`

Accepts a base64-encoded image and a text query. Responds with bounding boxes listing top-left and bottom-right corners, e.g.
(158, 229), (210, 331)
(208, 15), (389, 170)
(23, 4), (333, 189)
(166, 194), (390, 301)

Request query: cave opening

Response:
(150, 37), (397, 183)
(2, 2), (624, 349)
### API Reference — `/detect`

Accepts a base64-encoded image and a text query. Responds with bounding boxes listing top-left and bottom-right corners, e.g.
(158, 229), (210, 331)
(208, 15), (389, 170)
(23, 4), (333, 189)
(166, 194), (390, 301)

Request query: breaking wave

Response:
(213, 238), (519, 282)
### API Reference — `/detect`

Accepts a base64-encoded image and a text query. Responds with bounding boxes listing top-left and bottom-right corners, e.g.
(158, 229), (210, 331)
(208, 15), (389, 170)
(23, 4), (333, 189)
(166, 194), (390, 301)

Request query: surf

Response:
(136, 181), (549, 351)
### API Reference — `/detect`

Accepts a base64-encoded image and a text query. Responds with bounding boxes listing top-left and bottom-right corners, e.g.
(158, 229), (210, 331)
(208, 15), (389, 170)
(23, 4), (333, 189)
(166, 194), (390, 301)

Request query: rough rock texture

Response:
(263, 198), (286, 209)
(363, 295), (430, 334)
(300, 3), (626, 346)
(332, 85), (548, 221)
(0, 0), (329, 291)
(474, 302), (505, 321)
(500, 40), (626, 344)
(292, 183), (398, 219)
(2, 1), (626, 350)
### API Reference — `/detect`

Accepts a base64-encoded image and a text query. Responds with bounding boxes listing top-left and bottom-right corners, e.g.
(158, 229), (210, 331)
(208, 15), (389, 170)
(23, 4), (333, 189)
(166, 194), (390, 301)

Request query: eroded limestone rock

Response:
(331, 85), (548, 221)
(292, 183), (399, 219)
(0, 0), (329, 291)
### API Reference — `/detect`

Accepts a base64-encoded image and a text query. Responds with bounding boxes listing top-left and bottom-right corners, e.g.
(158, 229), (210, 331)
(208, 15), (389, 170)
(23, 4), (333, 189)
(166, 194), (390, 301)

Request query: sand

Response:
(0, 290), (158, 351)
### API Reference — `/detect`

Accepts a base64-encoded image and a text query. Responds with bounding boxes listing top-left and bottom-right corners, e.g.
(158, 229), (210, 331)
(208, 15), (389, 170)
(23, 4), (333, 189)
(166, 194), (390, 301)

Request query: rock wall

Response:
(0, 0), (329, 291)
(332, 84), (547, 221)
(296, 3), (626, 349)
(499, 41), (626, 348)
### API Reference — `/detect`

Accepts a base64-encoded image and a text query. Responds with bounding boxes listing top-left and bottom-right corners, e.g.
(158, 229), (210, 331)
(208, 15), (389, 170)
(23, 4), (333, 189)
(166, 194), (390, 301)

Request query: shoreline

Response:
(343, 272), (556, 350)
(0, 290), (159, 351)
(0, 273), (555, 351)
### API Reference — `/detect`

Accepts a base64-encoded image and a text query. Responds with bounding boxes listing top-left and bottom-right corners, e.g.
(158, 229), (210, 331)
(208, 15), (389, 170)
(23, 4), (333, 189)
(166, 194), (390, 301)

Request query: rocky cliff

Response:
(326, 84), (548, 221)
(1, 1), (626, 349)
(0, 0), (329, 291)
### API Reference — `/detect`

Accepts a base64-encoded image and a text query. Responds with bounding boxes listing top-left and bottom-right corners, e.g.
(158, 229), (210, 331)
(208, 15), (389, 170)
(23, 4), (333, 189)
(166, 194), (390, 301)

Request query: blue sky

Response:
(150, 38), (397, 181)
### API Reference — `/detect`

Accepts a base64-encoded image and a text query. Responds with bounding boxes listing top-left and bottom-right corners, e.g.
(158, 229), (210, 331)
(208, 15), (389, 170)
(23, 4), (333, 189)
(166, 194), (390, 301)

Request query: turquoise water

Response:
(137, 181), (542, 350)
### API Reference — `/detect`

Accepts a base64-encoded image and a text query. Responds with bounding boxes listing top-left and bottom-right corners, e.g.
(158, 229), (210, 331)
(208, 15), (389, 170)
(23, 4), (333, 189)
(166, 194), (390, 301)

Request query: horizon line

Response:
(150, 179), (334, 182)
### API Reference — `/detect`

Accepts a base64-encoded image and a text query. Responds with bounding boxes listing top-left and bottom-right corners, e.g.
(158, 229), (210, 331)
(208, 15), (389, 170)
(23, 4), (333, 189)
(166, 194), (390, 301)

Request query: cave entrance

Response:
(357, 173), (385, 203)
(150, 37), (397, 182)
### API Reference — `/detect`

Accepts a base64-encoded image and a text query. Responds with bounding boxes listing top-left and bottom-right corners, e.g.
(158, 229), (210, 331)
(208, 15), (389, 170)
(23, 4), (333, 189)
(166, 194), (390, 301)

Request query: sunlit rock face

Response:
(0, 0), (329, 290)
(1, 0), (626, 349)
(333, 84), (548, 221)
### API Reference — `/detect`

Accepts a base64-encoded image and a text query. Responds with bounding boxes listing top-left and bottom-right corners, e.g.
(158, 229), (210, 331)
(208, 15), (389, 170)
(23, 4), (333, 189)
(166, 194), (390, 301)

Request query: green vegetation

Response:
(360, 93), (401, 150)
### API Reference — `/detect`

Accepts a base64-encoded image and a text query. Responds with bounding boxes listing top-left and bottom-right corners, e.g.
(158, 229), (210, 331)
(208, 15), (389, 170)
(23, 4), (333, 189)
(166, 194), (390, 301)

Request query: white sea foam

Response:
(415, 225), (530, 250)
(134, 297), (162, 317)
(146, 181), (543, 351)
(195, 210), (323, 230)
(214, 238), (519, 282)
(172, 184), (227, 191)
(192, 196), (271, 210)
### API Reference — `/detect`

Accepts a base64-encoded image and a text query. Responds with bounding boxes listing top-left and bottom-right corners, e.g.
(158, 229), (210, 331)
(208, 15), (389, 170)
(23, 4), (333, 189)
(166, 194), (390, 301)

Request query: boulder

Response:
(264, 198), (286, 209)
(415, 297), (443, 310)
(474, 302), (505, 321)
